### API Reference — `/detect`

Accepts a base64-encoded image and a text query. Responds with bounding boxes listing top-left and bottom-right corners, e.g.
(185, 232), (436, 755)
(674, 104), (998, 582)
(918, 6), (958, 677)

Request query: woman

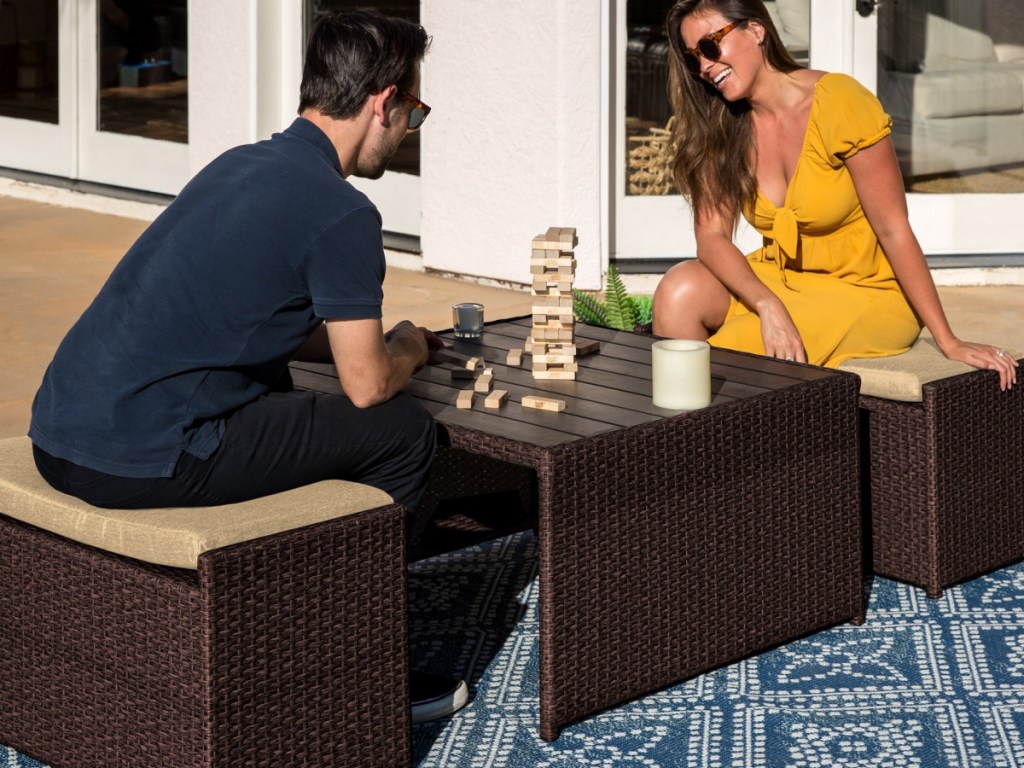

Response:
(651, 0), (1016, 390)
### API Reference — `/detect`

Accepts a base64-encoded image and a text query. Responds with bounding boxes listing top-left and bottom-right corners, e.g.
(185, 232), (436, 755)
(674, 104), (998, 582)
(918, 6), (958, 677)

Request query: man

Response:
(29, 10), (466, 723)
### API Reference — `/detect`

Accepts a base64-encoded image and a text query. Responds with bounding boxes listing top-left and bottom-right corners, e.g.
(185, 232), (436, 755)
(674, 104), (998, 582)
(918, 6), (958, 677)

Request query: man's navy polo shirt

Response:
(30, 118), (386, 478)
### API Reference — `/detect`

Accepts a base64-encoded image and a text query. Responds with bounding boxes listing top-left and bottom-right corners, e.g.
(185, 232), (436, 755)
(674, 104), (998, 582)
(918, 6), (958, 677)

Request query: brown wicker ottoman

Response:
(840, 339), (1024, 598)
(0, 436), (411, 768)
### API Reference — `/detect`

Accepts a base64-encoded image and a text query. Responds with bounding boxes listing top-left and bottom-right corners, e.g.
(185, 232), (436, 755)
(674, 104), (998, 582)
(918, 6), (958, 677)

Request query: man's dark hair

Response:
(299, 10), (430, 119)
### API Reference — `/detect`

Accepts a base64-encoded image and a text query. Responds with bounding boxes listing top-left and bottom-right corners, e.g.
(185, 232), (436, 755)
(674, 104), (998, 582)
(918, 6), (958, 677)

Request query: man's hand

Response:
(327, 318), (438, 408)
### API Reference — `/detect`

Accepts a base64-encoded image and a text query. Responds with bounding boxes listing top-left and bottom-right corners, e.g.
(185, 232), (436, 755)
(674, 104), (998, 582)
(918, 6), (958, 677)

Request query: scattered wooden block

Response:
(576, 339), (600, 356)
(522, 395), (566, 412)
(456, 389), (474, 409)
(465, 356), (483, 370)
(506, 348), (523, 366)
(434, 348), (473, 368)
(484, 389), (509, 409)
(474, 370), (494, 393)
(450, 367), (477, 381)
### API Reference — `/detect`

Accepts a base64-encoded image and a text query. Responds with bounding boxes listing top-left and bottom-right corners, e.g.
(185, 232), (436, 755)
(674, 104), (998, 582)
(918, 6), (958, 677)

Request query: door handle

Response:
(856, 0), (878, 16)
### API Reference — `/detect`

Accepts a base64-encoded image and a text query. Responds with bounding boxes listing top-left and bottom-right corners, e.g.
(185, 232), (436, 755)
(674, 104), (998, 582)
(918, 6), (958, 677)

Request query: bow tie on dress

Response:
(762, 206), (800, 289)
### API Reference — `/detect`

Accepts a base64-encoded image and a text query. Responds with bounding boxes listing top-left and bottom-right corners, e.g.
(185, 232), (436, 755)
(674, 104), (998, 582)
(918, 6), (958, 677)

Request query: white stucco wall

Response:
(420, 1), (604, 290)
(187, 0), (256, 176)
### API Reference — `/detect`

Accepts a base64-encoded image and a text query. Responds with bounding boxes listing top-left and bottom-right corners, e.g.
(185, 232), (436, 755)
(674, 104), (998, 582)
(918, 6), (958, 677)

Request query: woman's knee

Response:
(653, 260), (730, 336)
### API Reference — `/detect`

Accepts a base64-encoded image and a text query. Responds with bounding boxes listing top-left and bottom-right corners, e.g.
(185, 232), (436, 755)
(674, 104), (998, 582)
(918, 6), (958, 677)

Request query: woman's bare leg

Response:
(652, 260), (733, 338)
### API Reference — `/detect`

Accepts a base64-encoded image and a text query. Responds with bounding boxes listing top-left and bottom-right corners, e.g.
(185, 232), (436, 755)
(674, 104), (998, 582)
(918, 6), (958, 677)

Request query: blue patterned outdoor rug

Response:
(6, 530), (1024, 766)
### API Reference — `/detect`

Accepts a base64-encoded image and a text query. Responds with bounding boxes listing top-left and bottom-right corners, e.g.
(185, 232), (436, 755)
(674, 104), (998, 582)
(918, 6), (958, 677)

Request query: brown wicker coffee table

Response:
(290, 316), (863, 742)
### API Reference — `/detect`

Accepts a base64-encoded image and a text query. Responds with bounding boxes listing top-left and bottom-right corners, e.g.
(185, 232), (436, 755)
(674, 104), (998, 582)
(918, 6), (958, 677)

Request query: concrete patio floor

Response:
(1, 194), (1021, 440)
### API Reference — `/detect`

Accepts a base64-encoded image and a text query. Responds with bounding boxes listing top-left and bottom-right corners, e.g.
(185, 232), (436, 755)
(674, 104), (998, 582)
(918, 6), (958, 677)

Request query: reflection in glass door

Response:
(97, 0), (188, 144)
(877, 0), (1024, 194)
(0, 0), (72, 178)
(0, 0), (59, 124)
(77, 0), (189, 193)
(871, 0), (1024, 257)
(616, 0), (812, 262)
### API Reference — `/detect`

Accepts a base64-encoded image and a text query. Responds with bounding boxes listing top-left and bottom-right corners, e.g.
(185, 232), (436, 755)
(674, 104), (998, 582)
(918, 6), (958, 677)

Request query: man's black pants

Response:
(33, 389), (437, 520)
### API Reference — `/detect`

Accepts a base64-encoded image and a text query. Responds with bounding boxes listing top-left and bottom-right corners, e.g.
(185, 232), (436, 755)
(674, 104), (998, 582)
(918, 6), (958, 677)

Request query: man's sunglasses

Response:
(680, 19), (749, 74)
(400, 92), (431, 131)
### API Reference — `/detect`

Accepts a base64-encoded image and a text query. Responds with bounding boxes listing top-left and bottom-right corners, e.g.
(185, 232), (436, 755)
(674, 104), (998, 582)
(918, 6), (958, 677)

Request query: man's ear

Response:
(371, 84), (399, 125)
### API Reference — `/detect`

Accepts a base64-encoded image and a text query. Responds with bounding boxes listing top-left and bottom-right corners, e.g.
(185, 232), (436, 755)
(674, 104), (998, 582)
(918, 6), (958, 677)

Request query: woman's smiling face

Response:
(679, 11), (763, 101)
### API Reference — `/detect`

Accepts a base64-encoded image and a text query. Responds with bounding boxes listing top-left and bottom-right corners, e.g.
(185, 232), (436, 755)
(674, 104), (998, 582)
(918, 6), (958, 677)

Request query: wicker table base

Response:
(294, 318), (864, 741)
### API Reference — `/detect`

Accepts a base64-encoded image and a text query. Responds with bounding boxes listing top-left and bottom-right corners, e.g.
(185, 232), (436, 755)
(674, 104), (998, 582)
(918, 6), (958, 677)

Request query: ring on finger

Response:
(997, 349), (1006, 358)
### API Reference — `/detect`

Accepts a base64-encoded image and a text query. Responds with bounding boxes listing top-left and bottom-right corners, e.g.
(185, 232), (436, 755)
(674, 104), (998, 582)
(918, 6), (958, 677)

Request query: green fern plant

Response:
(572, 264), (653, 331)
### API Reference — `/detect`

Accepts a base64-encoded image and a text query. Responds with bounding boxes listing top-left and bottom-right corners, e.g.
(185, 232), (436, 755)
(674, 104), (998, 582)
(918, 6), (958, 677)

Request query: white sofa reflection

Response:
(878, 0), (1024, 177)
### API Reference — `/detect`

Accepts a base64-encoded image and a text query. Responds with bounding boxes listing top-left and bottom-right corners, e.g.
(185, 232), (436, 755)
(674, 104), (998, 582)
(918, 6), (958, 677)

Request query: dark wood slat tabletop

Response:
(290, 317), (837, 449)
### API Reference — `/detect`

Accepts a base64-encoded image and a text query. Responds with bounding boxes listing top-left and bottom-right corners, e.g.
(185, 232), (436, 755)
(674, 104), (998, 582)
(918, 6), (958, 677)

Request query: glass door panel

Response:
(873, 0), (1024, 255)
(616, 0), (813, 261)
(97, 0), (188, 143)
(76, 0), (188, 194)
(0, 0), (59, 123)
(0, 0), (73, 177)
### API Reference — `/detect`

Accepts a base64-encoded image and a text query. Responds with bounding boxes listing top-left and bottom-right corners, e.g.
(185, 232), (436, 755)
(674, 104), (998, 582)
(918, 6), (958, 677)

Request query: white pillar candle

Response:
(651, 339), (711, 410)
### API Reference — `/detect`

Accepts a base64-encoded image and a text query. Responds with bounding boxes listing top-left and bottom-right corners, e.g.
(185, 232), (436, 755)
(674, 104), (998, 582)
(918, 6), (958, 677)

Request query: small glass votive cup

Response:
(651, 339), (712, 410)
(452, 302), (485, 339)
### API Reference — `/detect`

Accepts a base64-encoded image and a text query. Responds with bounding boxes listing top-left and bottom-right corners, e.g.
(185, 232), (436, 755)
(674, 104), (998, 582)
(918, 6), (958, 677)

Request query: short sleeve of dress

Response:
(818, 73), (892, 167)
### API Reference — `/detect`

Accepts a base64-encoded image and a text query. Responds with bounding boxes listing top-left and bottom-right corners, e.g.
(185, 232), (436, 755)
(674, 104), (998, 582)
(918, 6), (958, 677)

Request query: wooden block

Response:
(533, 274), (574, 289)
(531, 305), (574, 318)
(506, 348), (523, 366)
(450, 367), (477, 381)
(543, 343), (577, 355)
(533, 354), (577, 366)
(532, 294), (574, 309)
(522, 395), (566, 412)
(576, 339), (601, 356)
(532, 371), (577, 381)
(465, 356), (483, 370)
(474, 371), (493, 393)
(484, 389), (509, 409)
(531, 235), (574, 252)
(434, 348), (473, 368)
(530, 257), (575, 274)
(456, 390), (474, 409)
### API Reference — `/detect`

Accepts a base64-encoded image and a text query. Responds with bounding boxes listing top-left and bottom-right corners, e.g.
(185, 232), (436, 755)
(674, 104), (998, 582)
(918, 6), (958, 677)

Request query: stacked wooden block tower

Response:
(530, 226), (577, 381)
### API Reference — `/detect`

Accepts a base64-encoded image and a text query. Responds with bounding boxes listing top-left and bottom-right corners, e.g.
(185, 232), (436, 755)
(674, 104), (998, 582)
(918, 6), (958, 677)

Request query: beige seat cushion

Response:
(839, 338), (1022, 402)
(0, 436), (394, 569)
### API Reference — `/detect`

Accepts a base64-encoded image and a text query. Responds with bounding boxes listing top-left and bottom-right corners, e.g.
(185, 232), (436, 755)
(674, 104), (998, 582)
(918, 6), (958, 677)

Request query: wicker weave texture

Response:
(0, 503), (411, 768)
(445, 373), (862, 740)
(863, 363), (1024, 597)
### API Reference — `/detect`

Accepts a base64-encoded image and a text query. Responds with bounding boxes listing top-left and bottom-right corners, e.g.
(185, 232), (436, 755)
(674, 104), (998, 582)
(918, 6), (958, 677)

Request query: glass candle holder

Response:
(452, 303), (484, 339)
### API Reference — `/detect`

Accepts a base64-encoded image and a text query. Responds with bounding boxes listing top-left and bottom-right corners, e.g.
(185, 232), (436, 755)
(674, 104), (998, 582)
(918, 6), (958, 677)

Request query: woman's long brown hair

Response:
(665, 0), (801, 228)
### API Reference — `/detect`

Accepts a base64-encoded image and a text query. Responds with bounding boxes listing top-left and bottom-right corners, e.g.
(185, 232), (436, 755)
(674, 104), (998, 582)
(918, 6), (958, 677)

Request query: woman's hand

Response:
(938, 338), (1018, 391)
(758, 298), (808, 363)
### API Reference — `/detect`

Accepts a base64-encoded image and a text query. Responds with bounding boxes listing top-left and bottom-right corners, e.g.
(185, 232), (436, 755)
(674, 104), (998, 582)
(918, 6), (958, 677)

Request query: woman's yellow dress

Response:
(708, 72), (922, 368)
